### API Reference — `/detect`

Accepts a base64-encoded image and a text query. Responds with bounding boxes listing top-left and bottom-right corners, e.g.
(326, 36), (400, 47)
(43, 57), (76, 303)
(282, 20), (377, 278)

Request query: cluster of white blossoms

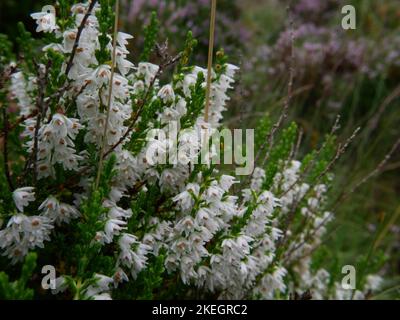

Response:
(39, 196), (80, 226)
(0, 213), (53, 264)
(0, 187), (53, 264)
(10, 71), (37, 117)
(2, 1), (384, 300)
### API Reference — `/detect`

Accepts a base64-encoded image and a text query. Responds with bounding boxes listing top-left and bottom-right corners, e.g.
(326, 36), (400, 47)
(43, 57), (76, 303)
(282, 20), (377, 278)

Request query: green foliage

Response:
(254, 115), (272, 151)
(127, 98), (163, 154)
(179, 71), (206, 129)
(302, 134), (336, 184)
(0, 34), (14, 68)
(139, 12), (159, 62)
(75, 155), (117, 278)
(16, 22), (36, 72)
(114, 249), (167, 300)
(263, 122), (298, 189)
(178, 31), (198, 70)
(96, 0), (116, 65)
(0, 253), (37, 299)
(56, 0), (76, 30)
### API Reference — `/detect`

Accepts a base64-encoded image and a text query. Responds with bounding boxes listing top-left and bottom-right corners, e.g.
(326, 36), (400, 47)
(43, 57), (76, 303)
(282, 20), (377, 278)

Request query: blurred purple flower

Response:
(121, 0), (250, 64)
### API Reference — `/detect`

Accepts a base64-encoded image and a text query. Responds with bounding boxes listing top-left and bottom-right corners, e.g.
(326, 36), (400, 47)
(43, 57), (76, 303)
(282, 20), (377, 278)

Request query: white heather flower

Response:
(202, 182), (224, 204)
(117, 32), (134, 47)
(182, 74), (197, 97)
(106, 203), (132, 220)
(39, 197), (80, 225)
(159, 107), (181, 125)
(219, 175), (237, 191)
(137, 62), (159, 86)
(89, 65), (112, 87)
(103, 219), (127, 244)
(118, 233), (151, 278)
(34, 114), (83, 178)
(146, 136), (172, 166)
(113, 268), (129, 286)
(108, 188), (126, 203)
(63, 29), (78, 52)
(196, 208), (221, 234)
(159, 167), (187, 193)
(114, 151), (143, 188)
(10, 72), (34, 117)
(132, 80), (145, 94)
(177, 129), (201, 164)
(175, 98), (187, 116)
(158, 84), (175, 103)
(115, 46), (135, 76)
(225, 64), (240, 78)
(93, 293), (112, 300)
(175, 216), (196, 237)
(13, 187), (35, 212)
(83, 274), (113, 300)
(365, 275), (383, 292)
(0, 214), (53, 263)
(31, 6), (57, 33)
(251, 167), (266, 191)
(39, 196), (59, 215)
(172, 183), (200, 212)
(257, 267), (288, 299)
(72, 2), (100, 27)
(51, 276), (68, 295)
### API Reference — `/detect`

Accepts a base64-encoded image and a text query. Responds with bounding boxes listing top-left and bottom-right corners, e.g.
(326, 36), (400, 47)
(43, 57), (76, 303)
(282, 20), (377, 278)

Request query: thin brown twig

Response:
(276, 192), (302, 250)
(332, 135), (400, 211)
(280, 129), (382, 262)
(0, 65), (17, 191)
(29, 60), (51, 186)
(103, 68), (160, 158)
(64, 0), (98, 77)
(366, 84), (400, 133)
(95, 0), (120, 189)
(314, 126), (360, 183)
(348, 136), (400, 194)
(274, 126), (360, 257)
(204, 0), (217, 123)
(279, 115), (341, 198)
(54, 49), (183, 193)
(285, 225), (340, 265)
(103, 53), (182, 158)
(291, 127), (303, 160)
(0, 110), (39, 139)
(380, 161), (400, 173)
(283, 211), (333, 263)
(2, 107), (14, 191)
(281, 127), (360, 230)
(58, 49), (182, 193)
(225, 85), (313, 127)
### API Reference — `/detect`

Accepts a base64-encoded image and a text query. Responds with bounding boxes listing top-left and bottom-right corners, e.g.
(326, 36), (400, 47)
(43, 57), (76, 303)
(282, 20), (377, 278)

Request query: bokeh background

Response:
(1, 0), (399, 297)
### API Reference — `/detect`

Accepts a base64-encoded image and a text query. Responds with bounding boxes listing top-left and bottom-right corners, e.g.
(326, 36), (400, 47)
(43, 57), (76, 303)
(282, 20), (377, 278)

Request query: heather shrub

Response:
(0, 0), (389, 300)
